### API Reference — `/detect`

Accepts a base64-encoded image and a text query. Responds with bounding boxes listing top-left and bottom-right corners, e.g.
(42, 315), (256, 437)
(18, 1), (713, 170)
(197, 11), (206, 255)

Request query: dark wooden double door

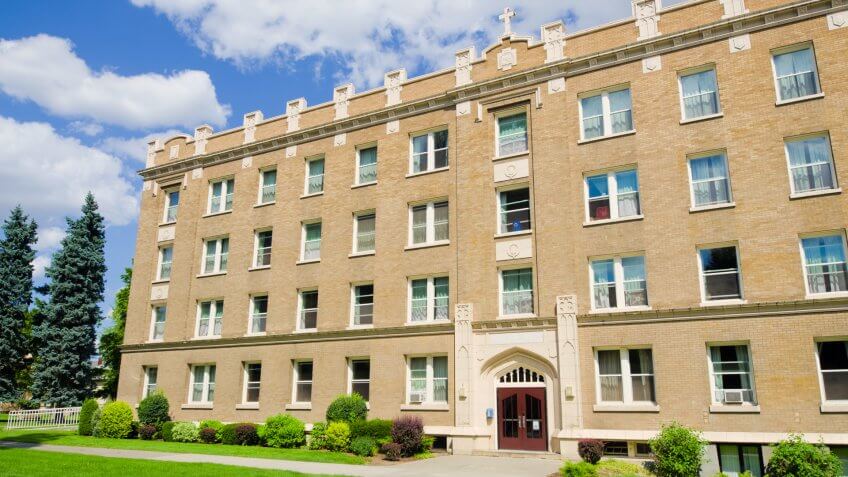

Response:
(497, 387), (547, 451)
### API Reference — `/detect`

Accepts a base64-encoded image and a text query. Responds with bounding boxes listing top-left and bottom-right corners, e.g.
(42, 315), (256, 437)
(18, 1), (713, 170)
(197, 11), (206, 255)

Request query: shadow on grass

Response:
(0, 431), (76, 444)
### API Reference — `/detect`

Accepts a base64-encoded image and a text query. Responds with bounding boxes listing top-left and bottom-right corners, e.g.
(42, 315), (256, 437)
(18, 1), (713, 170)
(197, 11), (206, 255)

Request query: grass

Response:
(0, 447), (341, 477)
(561, 459), (652, 477)
(0, 429), (366, 465)
(0, 413), (7, 424)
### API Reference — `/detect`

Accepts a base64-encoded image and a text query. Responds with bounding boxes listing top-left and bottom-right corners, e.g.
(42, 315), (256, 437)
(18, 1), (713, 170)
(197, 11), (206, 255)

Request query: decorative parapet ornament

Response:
(720, 0), (748, 18)
(286, 98), (306, 133)
(497, 47), (517, 71)
(243, 110), (263, 144)
(193, 125), (213, 156)
(455, 47), (475, 87)
(146, 139), (161, 168)
(633, 0), (662, 40)
(384, 69), (406, 107)
(334, 83), (354, 120)
(542, 20), (565, 63)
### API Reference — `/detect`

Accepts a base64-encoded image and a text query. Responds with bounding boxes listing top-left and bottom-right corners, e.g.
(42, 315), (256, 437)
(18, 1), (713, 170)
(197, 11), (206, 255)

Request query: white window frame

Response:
(593, 347), (656, 405)
(258, 168), (277, 205)
(300, 220), (322, 262)
(163, 189), (179, 223)
(706, 342), (758, 406)
(241, 361), (262, 404)
(201, 236), (229, 275)
(292, 360), (313, 404)
(589, 254), (650, 312)
(577, 84), (634, 141)
(583, 167), (642, 224)
(677, 65), (722, 122)
(496, 184), (532, 235)
(355, 143), (378, 185)
(770, 43), (822, 104)
(195, 299), (224, 339)
(799, 231), (848, 298)
(188, 364), (216, 404)
(407, 199), (449, 247)
(142, 366), (158, 398)
(406, 355), (448, 404)
(407, 275), (450, 324)
(149, 305), (166, 342)
(408, 128), (449, 175)
(494, 109), (529, 158)
(783, 132), (838, 197)
(352, 210), (376, 255)
(687, 150), (734, 210)
(348, 358), (371, 402)
(156, 245), (173, 281)
(350, 282), (375, 328)
(248, 294), (268, 336)
(297, 288), (319, 332)
(207, 177), (234, 214)
(697, 244), (744, 305)
(498, 266), (535, 318)
(815, 338), (848, 406)
(252, 228), (273, 269)
(304, 156), (325, 196)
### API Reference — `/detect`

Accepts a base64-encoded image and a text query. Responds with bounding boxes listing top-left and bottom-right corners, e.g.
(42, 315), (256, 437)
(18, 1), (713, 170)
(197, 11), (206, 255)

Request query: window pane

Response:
(701, 247), (741, 300)
(802, 236), (848, 294)
(690, 155), (730, 206)
(304, 223), (322, 260)
(681, 69), (719, 119)
(308, 159), (324, 193)
(433, 130), (449, 169)
(587, 175), (611, 221)
(358, 147), (377, 184)
(581, 95), (604, 139)
(434, 277), (449, 321)
(629, 349), (655, 402)
(592, 260), (617, 309)
(411, 205), (427, 244)
(500, 188), (531, 233)
(720, 445), (743, 475)
(819, 341), (848, 401)
(786, 136), (834, 193)
(433, 357), (448, 402)
(261, 170), (276, 203)
(355, 285), (374, 325)
(410, 279), (428, 322)
(412, 135), (428, 173)
(356, 214), (376, 252)
(774, 48), (819, 100)
(622, 256), (648, 307)
(608, 89), (633, 133)
(219, 238), (229, 271)
(615, 170), (640, 218)
(502, 268), (533, 315)
(352, 360), (370, 380)
(433, 202), (449, 241)
(598, 350), (623, 402)
(498, 113), (528, 156)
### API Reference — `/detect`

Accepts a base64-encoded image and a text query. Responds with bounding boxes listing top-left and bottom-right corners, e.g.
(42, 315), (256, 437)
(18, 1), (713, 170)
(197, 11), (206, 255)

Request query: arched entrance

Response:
(496, 366), (548, 451)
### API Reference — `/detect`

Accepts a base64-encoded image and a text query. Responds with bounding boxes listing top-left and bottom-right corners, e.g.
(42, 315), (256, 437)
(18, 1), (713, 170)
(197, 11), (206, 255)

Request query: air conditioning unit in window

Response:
(409, 392), (426, 403)
(723, 390), (744, 404)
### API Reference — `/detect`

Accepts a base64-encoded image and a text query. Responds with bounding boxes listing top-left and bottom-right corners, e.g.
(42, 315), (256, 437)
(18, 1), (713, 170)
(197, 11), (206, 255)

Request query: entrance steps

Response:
(471, 449), (563, 460)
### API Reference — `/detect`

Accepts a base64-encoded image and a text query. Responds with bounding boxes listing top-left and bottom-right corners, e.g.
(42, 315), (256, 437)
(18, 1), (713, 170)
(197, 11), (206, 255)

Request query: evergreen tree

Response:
(32, 193), (106, 406)
(0, 206), (38, 402)
(98, 267), (132, 399)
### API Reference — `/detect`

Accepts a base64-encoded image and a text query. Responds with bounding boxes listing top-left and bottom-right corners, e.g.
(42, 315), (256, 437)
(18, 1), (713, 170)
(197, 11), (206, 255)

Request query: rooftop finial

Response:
(499, 7), (516, 36)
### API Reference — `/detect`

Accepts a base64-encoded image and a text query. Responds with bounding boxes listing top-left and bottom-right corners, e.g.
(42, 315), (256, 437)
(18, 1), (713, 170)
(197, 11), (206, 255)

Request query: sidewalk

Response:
(0, 440), (562, 476)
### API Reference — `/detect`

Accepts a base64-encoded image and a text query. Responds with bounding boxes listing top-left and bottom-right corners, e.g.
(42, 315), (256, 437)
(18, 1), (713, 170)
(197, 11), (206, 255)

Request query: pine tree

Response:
(32, 194), (106, 406)
(98, 267), (132, 399)
(0, 206), (38, 402)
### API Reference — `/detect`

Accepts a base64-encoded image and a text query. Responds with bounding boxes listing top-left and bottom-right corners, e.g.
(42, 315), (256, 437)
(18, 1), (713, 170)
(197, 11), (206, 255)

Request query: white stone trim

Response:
(194, 125), (213, 156)
(542, 21), (566, 63)
(455, 47), (475, 87)
(632, 0), (661, 40)
(334, 83), (354, 120)
(384, 69), (406, 106)
(243, 110), (263, 144)
(720, 0), (749, 18)
(729, 33), (751, 53)
(828, 10), (848, 29)
(557, 428), (848, 445)
(286, 98), (306, 133)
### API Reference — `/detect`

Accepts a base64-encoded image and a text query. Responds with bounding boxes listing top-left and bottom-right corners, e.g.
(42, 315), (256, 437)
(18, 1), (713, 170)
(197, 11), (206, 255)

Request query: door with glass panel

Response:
(497, 387), (547, 451)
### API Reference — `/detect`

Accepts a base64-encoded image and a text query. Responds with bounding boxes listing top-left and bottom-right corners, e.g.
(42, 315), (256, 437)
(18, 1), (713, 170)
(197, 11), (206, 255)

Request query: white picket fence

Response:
(5, 407), (81, 430)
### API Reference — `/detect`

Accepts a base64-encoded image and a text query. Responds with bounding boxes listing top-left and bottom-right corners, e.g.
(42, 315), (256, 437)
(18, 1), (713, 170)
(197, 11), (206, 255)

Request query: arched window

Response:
(498, 366), (545, 384)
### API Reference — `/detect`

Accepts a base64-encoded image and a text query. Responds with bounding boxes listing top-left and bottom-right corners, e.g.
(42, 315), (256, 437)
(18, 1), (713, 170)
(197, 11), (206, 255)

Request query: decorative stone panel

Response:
(150, 284), (169, 301)
(169, 145), (179, 160)
(334, 84), (354, 120)
(146, 139), (161, 168)
(642, 55), (662, 73)
(191, 167), (203, 179)
(548, 77), (565, 94)
(720, 0), (748, 18)
(455, 47), (475, 87)
(556, 295), (582, 429)
(632, 0), (661, 40)
(157, 225), (175, 242)
(456, 101), (471, 117)
(286, 98), (306, 132)
(729, 33), (751, 52)
(493, 157), (529, 182)
(542, 21), (565, 63)
(497, 47), (517, 71)
(242, 156), (252, 168)
(495, 237), (532, 261)
(194, 125), (213, 155)
(243, 110), (263, 144)
(454, 304), (473, 427)
(828, 11), (848, 29)
(334, 133), (346, 147)
(384, 69), (406, 106)
(286, 146), (297, 158)
(386, 120), (399, 135)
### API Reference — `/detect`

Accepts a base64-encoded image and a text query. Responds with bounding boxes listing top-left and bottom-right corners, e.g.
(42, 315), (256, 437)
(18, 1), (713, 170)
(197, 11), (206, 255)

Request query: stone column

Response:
(556, 295), (582, 457)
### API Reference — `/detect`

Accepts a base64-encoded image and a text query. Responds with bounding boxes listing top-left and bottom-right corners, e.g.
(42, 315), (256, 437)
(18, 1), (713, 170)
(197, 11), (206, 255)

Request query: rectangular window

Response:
(410, 129), (449, 174)
(150, 306), (166, 341)
(817, 341), (848, 402)
(772, 45), (821, 102)
(496, 112), (528, 157)
(164, 189), (179, 223)
(249, 295), (268, 335)
(679, 68), (721, 120)
(699, 246), (742, 302)
(350, 359), (371, 401)
(196, 299), (223, 338)
(259, 169), (276, 204)
(409, 276), (449, 323)
(500, 268), (534, 316)
(688, 152), (732, 208)
(585, 169), (641, 222)
(357, 146), (377, 185)
(591, 255), (648, 310)
(189, 364), (216, 404)
(299, 290), (318, 331)
(208, 178), (234, 214)
(595, 348), (655, 404)
(718, 444), (764, 477)
(157, 246), (173, 281)
(498, 187), (531, 234)
(709, 345), (756, 404)
(294, 361), (313, 403)
(301, 222), (322, 261)
(352, 284), (374, 326)
(202, 237), (229, 274)
(579, 87), (633, 140)
(305, 157), (324, 195)
(254, 229), (273, 268)
(409, 200), (449, 245)
(407, 356), (448, 404)
(143, 366), (158, 398)
(242, 362), (261, 403)
(785, 134), (837, 195)
(801, 234), (848, 295)
(354, 212), (376, 253)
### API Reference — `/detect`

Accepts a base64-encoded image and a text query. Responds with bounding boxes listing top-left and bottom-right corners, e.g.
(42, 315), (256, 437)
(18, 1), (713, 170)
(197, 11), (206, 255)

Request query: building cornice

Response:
(473, 316), (557, 331)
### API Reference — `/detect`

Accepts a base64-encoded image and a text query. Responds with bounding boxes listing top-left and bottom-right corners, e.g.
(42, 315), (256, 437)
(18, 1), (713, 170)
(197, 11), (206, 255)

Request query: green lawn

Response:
(0, 430), (366, 465)
(0, 413), (7, 424)
(0, 448), (341, 477)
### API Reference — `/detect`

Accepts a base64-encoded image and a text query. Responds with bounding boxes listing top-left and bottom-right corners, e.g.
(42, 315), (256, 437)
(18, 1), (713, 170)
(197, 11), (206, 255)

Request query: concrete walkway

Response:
(0, 440), (562, 476)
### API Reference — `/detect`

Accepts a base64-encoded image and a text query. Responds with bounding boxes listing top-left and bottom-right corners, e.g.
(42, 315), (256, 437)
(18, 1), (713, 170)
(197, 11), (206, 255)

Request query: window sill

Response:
(351, 181), (377, 189)
(236, 403), (260, 410)
(347, 324), (374, 331)
(147, 339), (164, 344)
(679, 113), (723, 125)
(181, 403), (213, 410)
(190, 336), (221, 341)
(196, 272), (227, 279)
(296, 259), (321, 265)
(400, 403), (449, 411)
(254, 201), (275, 208)
(776, 92), (825, 106)
(406, 167), (449, 178)
(159, 221), (177, 227)
(406, 319), (451, 327)
(583, 215), (644, 227)
(820, 403), (848, 413)
(203, 210), (232, 219)
(590, 306), (652, 314)
(593, 404), (660, 413)
(285, 403), (312, 411)
(300, 192), (324, 199)
(405, 241), (450, 251)
(492, 151), (530, 162)
(699, 299), (747, 307)
(151, 279), (170, 285)
(494, 230), (533, 239)
(294, 328), (318, 334)
(497, 313), (536, 320)
(710, 404), (760, 414)
(248, 266), (271, 272)
(790, 188), (841, 200)
(806, 292), (848, 300)
(578, 130), (636, 145)
(690, 202), (735, 213)
(349, 251), (376, 258)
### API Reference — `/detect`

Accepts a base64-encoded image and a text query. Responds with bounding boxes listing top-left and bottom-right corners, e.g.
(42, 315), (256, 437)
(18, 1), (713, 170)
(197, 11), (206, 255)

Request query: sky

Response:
(0, 0), (687, 330)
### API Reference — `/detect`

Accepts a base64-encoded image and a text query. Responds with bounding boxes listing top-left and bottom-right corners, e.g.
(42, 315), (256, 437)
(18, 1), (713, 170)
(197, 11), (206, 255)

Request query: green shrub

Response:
(78, 399), (99, 436)
(350, 436), (377, 457)
(90, 406), (103, 437)
(98, 401), (134, 439)
(198, 420), (223, 443)
(560, 461), (598, 477)
(199, 427), (218, 443)
(171, 422), (199, 443)
(596, 459), (652, 476)
(221, 423), (259, 446)
(309, 422), (328, 450)
(160, 421), (177, 442)
(765, 435), (843, 477)
(263, 414), (306, 448)
(350, 419), (393, 445)
(325, 393), (368, 423)
(649, 422), (707, 477)
(325, 421), (351, 452)
(137, 391), (170, 427)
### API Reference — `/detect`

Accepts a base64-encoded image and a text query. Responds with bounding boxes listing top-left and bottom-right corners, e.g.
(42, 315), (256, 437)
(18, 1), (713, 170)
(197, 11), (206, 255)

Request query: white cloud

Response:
(35, 226), (67, 252)
(99, 129), (185, 163)
(0, 115), (139, 227)
(68, 121), (104, 137)
(32, 255), (51, 280)
(0, 34), (230, 129)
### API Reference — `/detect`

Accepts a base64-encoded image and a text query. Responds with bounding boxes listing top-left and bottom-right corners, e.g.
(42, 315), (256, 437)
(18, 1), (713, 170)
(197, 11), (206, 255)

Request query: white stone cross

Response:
(499, 7), (516, 36)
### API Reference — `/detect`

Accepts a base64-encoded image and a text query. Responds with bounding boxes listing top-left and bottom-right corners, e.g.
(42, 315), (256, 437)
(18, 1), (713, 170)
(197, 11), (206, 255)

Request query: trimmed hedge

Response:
(649, 422), (707, 477)
(171, 422), (199, 443)
(308, 422), (328, 450)
(325, 393), (367, 423)
(98, 401), (134, 439)
(263, 414), (306, 449)
(578, 439), (604, 465)
(325, 421), (351, 452)
(160, 421), (177, 442)
(78, 399), (99, 436)
(137, 391), (170, 427)
(350, 419), (392, 445)
(351, 436), (377, 457)
(199, 420), (224, 443)
(221, 423), (259, 446)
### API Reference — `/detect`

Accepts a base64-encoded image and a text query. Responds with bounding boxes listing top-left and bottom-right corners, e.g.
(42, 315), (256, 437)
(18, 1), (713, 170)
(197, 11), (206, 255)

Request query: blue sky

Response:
(0, 0), (685, 328)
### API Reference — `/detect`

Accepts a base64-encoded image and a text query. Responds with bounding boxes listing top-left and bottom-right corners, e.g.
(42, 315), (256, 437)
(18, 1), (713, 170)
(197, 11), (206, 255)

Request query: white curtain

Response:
(774, 48), (817, 99)
(787, 137), (833, 192)
(598, 350), (623, 401)
(615, 170), (640, 217)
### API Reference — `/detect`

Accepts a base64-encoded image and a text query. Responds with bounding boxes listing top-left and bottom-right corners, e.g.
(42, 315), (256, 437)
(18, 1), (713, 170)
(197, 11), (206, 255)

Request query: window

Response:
(785, 134), (837, 195)
(259, 169), (276, 204)
(817, 341), (848, 402)
(500, 268), (534, 316)
(409, 276), (449, 323)
(202, 237), (229, 274)
(349, 359), (371, 401)
(498, 187), (531, 234)
(356, 146), (377, 185)
(579, 87), (633, 140)
(709, 345), (756, 405)
(143, 366), (158, 398)
(801, 234), (848, 295)
(603, 442), (629, 457)
(293, 361), (313, 403)
(254, 229), (272, 268)
(591, 255), (648, 310)
(772, 45), (821, 102)
(834, 447), (848, 477)
(157, 246), (173, 281)
(595, 349), (655, 404)
(585, 169), (641, 222)
(688, 152), (732, 208)
(208, 178), (234, 214)
(718, 445), (764, 477)
(242, 362), (261, 403)
(496, 112), (528, 157)
(354, 212), (376, 253)
(305, 157), (324, 195)
(301, 222), (322, 261)
(408, 356), (448, 404)
(352, 284), (374, 326)
(249, 295), (268, 334)
(163, 189), (179, 223)
(150, 306), (166, 341)
(196, 300), (223, 338)
(189, 364), (216, 404)
(699, 246), (742, 302)
(679, 67), (721, 120)
(410, 129), (448, 173)
(409, 200), (449, 245)
(298, 290), (318, 331)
